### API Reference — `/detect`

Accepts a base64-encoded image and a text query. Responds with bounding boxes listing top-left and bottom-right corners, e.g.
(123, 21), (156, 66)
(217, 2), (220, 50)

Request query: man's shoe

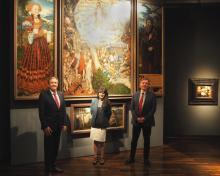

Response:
(51, 167), (64, 173)
(125, 159), (135, 164)
(144, 160), (151, 167)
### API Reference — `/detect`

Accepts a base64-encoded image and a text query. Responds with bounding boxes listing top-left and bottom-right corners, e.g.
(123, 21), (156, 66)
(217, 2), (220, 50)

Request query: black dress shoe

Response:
(51, 167), (64, 173)
(125, 159), (135, 164)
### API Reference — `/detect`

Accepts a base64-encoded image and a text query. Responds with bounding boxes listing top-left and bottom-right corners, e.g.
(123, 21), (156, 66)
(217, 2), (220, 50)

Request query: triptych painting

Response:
(14, 0), (163, 100)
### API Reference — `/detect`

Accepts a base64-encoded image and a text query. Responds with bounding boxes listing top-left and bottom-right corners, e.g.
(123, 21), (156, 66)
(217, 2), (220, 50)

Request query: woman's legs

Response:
(99, 142), (105, 165)
(93, 141), (99, 165)
(93, 141), (105, 165)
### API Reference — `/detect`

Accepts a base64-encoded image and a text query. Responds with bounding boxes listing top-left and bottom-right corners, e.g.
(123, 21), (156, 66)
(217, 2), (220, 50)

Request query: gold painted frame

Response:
(188, 78), (218, 105)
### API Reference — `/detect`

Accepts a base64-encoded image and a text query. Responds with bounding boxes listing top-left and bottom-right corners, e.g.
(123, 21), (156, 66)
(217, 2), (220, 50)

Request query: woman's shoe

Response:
(99, 158), (105, 165)
(93, 158), (98, 165)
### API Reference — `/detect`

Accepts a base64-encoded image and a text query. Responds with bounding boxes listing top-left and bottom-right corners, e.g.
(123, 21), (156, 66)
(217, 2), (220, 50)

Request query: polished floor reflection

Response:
(1, 137), (220, 176)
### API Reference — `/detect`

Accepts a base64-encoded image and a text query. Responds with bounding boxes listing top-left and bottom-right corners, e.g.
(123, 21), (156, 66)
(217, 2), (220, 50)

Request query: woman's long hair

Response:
(97, 87), (111, 107)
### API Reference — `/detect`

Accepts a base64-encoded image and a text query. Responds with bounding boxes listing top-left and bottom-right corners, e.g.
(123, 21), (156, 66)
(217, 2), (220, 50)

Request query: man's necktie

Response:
(139, 93), (144, 113)
(53, 93), (60, 108)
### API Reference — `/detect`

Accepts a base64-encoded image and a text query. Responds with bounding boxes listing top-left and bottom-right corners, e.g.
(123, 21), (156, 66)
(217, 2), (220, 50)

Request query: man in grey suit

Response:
(125, 78), (156, 166)
(38, 76), (68, 176)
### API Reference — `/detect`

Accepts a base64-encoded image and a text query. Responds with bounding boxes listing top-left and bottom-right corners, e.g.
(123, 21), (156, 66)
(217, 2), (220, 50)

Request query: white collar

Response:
(50, 90), (57, 95)
(140, 90), (146, 94)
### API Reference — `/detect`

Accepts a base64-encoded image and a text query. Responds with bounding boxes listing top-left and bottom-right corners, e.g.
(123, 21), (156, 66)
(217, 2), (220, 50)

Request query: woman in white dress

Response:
(90, 87), (112, 165)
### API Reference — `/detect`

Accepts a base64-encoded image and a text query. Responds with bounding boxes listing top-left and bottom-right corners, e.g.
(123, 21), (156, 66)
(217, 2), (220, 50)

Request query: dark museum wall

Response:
(164, 3), (220, 138)
(0, 1), (10, 162)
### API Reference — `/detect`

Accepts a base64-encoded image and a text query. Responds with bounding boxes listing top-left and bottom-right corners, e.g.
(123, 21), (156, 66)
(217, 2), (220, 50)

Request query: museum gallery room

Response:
(1, 0), (220, 175)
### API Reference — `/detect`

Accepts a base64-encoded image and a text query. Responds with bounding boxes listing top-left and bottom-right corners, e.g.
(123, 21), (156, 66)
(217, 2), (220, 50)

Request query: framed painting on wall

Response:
(136, 0), (163, 96)
(108, 103), (126, 130)
(61, 0), (134, 100)
(70, 103), (126, 135)
(70, 103), (91, 134)
(14, 0), (57, 100)
(188, 78), (218, 105)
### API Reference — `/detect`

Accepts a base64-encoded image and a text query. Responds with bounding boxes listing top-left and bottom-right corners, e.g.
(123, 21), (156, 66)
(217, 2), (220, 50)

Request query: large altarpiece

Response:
(14, 0), (163, 101)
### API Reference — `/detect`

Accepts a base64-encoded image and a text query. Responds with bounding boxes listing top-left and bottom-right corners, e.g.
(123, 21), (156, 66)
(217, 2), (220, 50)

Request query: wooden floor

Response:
(1, 137), (220, 176)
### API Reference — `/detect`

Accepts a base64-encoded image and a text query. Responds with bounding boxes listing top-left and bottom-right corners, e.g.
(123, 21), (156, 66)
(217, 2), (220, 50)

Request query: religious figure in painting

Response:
(63, 0), (131, 97)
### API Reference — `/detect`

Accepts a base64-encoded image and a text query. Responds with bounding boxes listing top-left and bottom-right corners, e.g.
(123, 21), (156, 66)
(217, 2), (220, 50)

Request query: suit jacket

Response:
(130, 90), (156, 127)
(90, 98), (112, 128)
(38, 89), (68, 130)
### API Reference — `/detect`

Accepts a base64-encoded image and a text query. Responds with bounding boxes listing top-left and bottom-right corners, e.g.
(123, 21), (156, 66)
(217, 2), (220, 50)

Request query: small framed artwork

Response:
(70, 103), (91, 134)
(14, 0), (57, 100)
(108, 103), (126, 130)
(70, 103), (126, 135)
(188, 78), (218, 105)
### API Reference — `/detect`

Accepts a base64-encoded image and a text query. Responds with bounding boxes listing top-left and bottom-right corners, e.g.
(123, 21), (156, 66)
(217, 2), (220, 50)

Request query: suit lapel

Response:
(143, 91), (149, 109)
(136, 92), (141, 104)
(57, 91), (63, 108)
(47, 89), (59, 109)
(135, 92), (141, 112)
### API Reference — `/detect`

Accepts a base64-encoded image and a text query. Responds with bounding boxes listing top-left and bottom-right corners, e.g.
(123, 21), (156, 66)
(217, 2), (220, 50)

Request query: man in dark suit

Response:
(125, 78), (156, 166)
(38, 76), (68, 176)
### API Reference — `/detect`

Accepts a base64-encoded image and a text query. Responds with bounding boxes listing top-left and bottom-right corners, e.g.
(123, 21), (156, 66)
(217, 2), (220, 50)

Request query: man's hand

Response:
(137, 117), (145, 124)
(44, 126), (53, 136)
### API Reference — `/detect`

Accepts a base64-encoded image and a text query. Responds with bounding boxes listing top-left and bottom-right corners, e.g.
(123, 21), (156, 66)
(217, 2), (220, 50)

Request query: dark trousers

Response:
(130, 124), (152, 161)
(44, 128), (61, 172)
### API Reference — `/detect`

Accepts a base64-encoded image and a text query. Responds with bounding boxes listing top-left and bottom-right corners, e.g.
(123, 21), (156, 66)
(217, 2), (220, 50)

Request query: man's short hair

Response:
(140, 77), (150, 82)
(48, 76), (58, 83)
